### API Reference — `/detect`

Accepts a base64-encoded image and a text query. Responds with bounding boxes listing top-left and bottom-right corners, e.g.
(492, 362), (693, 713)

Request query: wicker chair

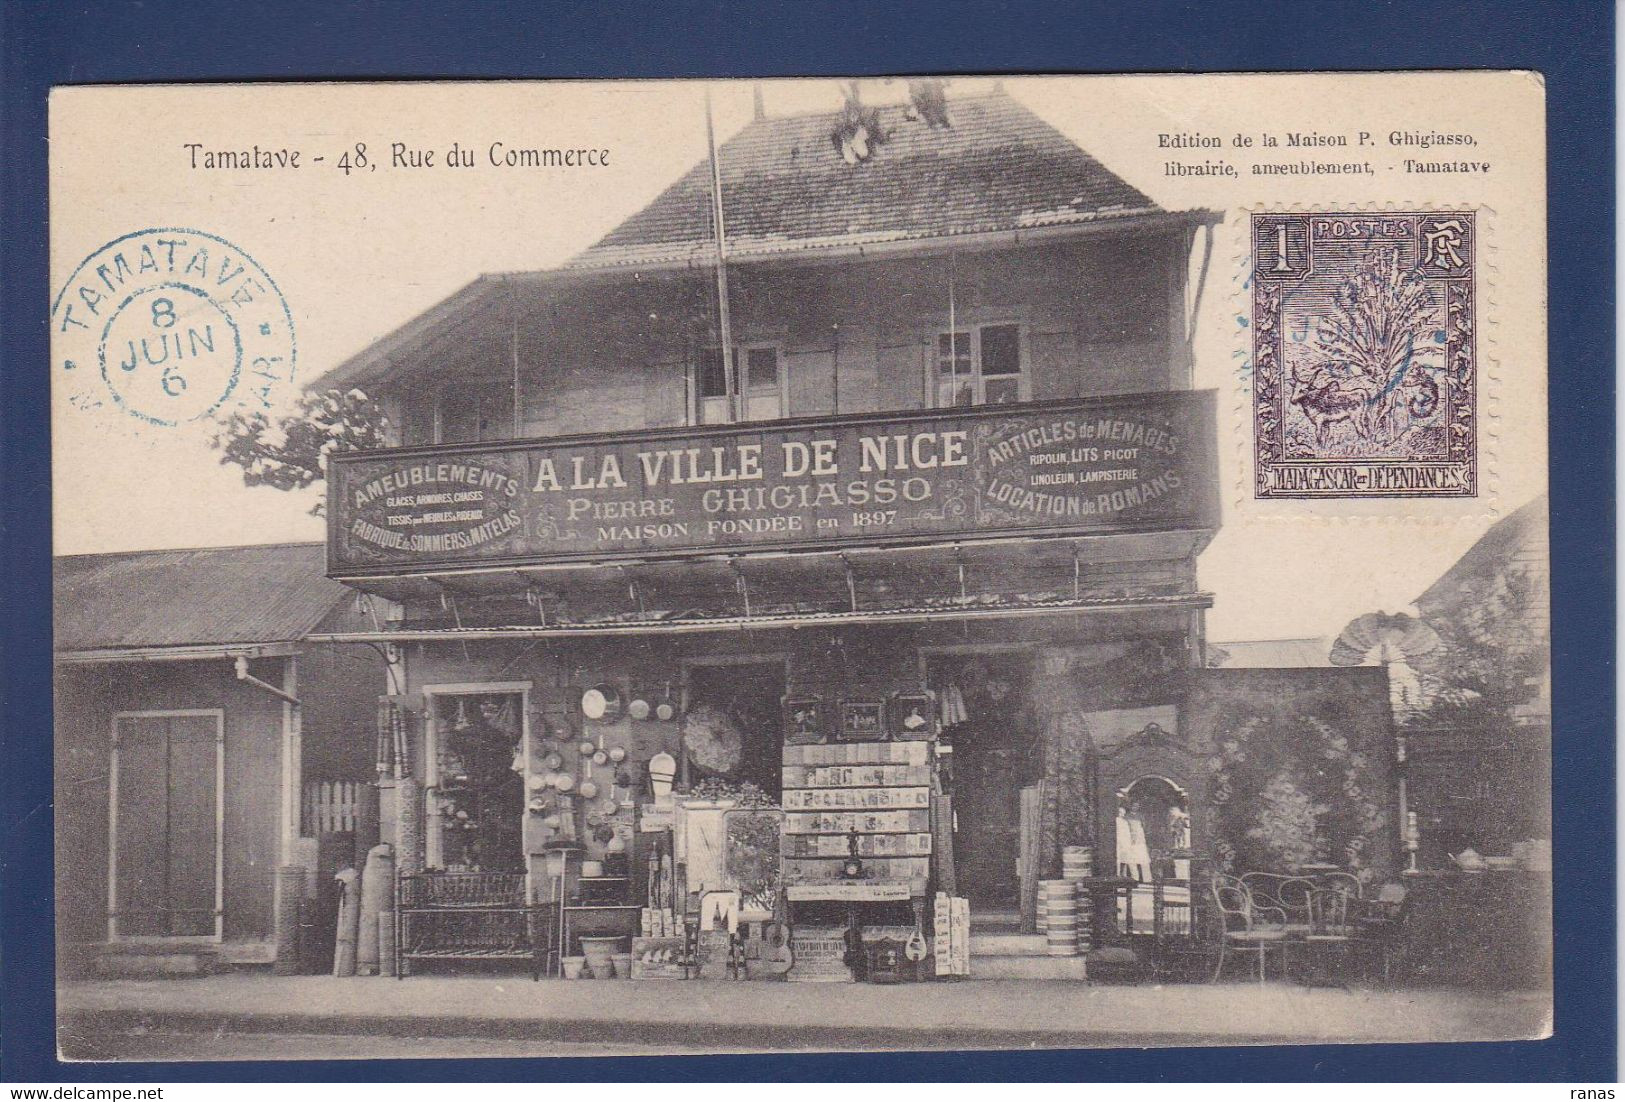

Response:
(1242, 872), (1316, 934)
(1209, 874), (1292, 984)
(1298, 886), (1361, 987)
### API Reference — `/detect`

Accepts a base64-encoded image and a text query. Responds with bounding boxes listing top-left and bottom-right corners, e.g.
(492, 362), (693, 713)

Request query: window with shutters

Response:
(694, 344), (785, 424)
(933, 323), (1028, 407)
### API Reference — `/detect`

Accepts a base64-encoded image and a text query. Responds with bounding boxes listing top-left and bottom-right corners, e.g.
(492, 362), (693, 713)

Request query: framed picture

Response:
(888, 691), (935, 740)
(837, 700), (886, 743)
(782, 694), (827, 744)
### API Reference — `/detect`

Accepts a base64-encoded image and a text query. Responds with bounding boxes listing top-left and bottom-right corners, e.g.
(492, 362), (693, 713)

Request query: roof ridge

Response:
(737, 86), (1013, 125)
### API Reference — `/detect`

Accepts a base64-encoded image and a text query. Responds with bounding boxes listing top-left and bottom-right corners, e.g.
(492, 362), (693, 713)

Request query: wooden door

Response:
(953, 722), (1023, 910)
(112, 713), (221, 938)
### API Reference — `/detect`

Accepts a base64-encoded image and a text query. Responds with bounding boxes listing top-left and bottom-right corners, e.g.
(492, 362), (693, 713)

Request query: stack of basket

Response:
(1039, 879), (1078, 956)
(1061, 845), (1095, 953)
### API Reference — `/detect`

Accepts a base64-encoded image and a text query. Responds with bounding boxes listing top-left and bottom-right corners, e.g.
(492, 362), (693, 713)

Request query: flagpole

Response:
(705, 86), (738, 422)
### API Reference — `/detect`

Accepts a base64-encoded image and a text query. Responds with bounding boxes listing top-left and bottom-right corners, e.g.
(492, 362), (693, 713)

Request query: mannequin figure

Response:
(1117, 800), (1151, 882)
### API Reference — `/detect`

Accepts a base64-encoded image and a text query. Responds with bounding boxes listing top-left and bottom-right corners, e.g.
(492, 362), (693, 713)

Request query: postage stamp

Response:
(52, 227), (296, 429)
(1250, 210), (1477, 499)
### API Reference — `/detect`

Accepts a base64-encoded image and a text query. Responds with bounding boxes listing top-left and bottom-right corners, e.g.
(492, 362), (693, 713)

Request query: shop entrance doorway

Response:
(682, 658), (786, 798)
(928, 651), (1039, 914)
(425, 687), (527, 872)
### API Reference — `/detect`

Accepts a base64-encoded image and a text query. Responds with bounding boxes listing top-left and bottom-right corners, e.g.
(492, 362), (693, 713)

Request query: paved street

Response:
(58, 975), (1551, 1061)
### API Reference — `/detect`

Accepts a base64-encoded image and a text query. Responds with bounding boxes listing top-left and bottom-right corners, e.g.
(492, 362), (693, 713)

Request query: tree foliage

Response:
(211, 389), (389, 515)
(1405, 566), (1547, 732)
(1314, 245), (1436, 387)
(1294, 245), (1443, 445)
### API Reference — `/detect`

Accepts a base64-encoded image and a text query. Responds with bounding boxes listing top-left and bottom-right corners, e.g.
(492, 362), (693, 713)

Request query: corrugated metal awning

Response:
(53, 542), (348, 653)
(309, 590), (1211, 644)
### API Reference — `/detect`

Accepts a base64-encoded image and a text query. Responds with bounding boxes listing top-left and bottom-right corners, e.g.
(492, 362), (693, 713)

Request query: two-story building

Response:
(312, 88), (1232, 953)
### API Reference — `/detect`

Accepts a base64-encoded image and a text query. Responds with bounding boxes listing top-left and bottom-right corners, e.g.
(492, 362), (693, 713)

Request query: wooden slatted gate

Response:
(302, 780), (361, 836)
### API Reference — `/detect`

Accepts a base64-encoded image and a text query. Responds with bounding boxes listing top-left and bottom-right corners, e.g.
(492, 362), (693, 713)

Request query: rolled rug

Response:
(378, 910), (398, 978)
(273, 865), (305, 975)
(395, 780), (424, 876)
(355, 843), (395, 975)
(332, 867), (360, 977)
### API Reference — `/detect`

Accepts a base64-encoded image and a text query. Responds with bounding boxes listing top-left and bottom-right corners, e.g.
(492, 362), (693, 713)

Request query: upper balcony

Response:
(324, 229), (1212, 452)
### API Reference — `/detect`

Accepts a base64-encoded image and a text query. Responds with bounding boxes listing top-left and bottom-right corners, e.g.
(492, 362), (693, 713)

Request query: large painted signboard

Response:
(327, 390), (1217, 577)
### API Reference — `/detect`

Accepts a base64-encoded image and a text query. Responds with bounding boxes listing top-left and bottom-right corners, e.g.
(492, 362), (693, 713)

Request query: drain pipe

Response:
(235, 655), (301, 706)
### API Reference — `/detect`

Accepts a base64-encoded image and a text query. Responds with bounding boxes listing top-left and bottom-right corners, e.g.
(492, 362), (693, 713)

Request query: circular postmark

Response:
(53, 228), (295, 428)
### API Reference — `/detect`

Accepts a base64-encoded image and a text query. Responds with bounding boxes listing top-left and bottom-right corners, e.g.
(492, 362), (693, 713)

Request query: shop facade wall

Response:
(394, 604), (1199, 889)
(53, 658), (290, 944)
(382, 232), (1191, 446)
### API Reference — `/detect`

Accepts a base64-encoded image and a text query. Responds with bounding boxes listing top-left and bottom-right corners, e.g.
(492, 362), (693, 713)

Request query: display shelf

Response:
(564, 903), (642, 911)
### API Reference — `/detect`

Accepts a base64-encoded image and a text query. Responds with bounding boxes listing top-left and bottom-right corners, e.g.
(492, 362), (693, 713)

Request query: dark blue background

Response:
(2, 0), (1613, 1083)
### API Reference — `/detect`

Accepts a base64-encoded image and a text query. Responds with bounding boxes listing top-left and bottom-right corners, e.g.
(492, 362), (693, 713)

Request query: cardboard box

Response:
(787, 927), (852, 983)
(630, 936), (686, 979)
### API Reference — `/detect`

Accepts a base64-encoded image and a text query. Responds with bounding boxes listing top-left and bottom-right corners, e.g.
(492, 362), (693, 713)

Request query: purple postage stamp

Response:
(1251, 210), (1477, 499)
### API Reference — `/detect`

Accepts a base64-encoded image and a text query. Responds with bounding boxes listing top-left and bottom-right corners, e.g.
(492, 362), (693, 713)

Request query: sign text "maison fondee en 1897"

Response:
(326, 391), (1217, 576)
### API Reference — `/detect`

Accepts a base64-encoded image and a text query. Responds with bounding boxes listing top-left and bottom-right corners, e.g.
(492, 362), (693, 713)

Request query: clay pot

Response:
(580, 936), (620, 979)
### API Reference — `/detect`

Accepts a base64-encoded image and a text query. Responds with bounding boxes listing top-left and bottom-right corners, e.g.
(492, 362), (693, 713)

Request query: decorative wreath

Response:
(681, 703), (744, 775)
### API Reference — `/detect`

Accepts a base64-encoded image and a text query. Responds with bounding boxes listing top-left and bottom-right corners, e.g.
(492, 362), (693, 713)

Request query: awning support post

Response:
(524, 586), (548, 628)
(731, 558), (752, 619)
(434, 581), (471, 662)
(1073, 544), (1083, 600)
(621, 567), (648, 619)
(840, 554), (858, 613)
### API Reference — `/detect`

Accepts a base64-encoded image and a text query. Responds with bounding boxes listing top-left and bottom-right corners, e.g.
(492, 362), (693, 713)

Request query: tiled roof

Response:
(54, 542), (347, 654)
(567, 90), (1161, 270)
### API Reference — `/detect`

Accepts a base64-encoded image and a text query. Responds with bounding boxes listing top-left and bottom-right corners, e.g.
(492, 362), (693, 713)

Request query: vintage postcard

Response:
(49, 73), (1549, 1060)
